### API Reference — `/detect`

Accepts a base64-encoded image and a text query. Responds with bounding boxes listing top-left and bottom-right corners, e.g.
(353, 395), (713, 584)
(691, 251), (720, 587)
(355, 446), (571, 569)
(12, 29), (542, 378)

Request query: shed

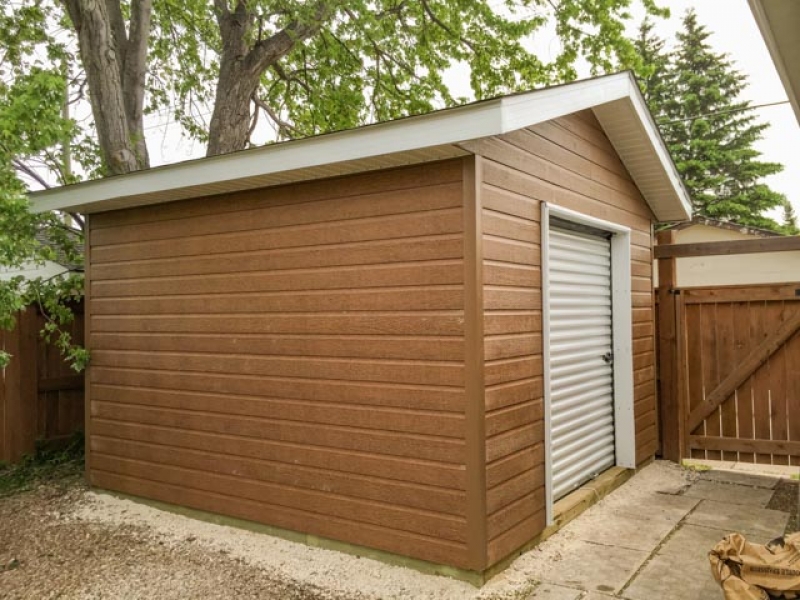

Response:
(31, 72), (691, 581)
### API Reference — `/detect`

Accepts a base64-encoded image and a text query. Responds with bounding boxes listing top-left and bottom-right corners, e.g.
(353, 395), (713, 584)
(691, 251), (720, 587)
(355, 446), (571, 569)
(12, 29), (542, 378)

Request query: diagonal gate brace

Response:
(687, 308), (800, 432)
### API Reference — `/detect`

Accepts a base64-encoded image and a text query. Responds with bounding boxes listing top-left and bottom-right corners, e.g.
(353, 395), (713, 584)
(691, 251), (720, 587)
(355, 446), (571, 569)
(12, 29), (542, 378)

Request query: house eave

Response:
(749, 0), (800, 123)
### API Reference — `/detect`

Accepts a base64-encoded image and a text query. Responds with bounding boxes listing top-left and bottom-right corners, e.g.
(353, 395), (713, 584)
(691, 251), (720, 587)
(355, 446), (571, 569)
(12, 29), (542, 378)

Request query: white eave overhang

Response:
(749, 0), (800, 124)
(31, 71), (692, 222)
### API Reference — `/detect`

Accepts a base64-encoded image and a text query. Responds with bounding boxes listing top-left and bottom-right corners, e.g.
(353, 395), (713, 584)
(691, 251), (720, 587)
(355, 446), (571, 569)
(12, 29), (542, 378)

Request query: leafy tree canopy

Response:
(635, 9), (788, 231)
(0, 0), (669, 369)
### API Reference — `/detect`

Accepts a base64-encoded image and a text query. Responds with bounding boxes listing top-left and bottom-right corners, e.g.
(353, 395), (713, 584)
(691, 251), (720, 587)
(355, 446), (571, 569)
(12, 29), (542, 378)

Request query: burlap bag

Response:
(710, 532), (800, 600)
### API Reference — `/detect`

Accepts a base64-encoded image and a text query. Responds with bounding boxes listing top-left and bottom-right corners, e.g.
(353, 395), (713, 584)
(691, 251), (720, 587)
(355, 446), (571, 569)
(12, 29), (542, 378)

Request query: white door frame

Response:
(542, 203), (636, 525)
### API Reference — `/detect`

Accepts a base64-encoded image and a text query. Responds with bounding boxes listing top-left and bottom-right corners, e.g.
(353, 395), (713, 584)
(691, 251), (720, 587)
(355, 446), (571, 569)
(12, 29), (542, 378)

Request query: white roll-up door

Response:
(548, 224), (616, 501)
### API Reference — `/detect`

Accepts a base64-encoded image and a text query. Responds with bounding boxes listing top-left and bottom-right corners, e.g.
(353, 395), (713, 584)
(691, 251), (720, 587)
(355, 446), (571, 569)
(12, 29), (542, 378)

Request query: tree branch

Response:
(252, 93), (298, 138)
(12, 159), (51, 189)
(66, 212), (85, 231)
(244, 2), (334, 77)
(420, 0), (476, 52)
(105, 0), (128, 63)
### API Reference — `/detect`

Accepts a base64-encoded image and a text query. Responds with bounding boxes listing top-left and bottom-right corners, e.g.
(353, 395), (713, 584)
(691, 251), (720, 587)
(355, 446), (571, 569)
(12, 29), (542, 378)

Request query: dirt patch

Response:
(0, 484), (345, 599)
(767, 479), (800, 535)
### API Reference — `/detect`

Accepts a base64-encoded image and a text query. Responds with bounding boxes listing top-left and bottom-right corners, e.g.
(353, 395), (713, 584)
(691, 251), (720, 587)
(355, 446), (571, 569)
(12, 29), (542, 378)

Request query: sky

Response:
(147, 0), (800, 219)
(639, 0), (800, 219)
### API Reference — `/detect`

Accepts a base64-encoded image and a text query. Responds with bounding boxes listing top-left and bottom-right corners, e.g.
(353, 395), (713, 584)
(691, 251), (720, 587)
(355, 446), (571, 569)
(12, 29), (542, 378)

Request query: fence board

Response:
(700, 303), (721, 460)
(716, 304), (737, 462)
(787, 332), (800, 466)
(769, 303), (788, 465)
(733, 301), (755, 463)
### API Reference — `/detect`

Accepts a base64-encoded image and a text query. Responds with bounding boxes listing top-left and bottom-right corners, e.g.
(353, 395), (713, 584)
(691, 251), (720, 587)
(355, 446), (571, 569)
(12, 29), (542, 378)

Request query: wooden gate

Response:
(656, 232), (800, 464)
(0, 303), (84, 463)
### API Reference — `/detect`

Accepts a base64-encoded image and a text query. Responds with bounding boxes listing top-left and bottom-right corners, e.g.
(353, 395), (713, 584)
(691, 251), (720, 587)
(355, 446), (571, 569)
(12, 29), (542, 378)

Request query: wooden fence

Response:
(656, 231), (800, 465)
(0, 304), (84, 463)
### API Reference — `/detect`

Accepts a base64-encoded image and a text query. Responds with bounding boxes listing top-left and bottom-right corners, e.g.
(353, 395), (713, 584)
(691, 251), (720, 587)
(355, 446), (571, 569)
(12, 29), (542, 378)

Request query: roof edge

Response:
(30, 71), (691, 223)
(748, 0), (800, 122)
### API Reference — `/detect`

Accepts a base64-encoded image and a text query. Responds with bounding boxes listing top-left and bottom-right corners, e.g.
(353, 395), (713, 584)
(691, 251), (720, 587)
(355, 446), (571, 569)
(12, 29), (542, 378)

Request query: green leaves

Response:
(0, 2), (86, 372)
(141, 0), (667, 144)
(635, 9), (786, 230)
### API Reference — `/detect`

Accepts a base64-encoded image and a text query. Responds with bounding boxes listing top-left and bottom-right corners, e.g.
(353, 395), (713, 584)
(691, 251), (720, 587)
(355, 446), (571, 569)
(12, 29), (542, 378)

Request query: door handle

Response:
(601, 352), (614, 365)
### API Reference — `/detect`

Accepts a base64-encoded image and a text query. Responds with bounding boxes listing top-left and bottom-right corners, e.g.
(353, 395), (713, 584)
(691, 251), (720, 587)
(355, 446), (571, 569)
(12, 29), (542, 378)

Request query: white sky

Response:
(147, 0), (799, 218)
(640, 0), (800, 218)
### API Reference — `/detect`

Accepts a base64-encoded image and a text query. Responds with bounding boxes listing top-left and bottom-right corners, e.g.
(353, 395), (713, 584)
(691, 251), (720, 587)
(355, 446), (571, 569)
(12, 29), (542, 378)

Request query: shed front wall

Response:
(463, 110), (658, 567)
(85, 159), (473, 568)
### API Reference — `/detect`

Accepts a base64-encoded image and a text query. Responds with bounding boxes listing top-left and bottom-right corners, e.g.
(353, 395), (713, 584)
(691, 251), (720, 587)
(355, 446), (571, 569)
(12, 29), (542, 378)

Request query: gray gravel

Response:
(0, 462), (692, 599)
(0, 482), (343, 599)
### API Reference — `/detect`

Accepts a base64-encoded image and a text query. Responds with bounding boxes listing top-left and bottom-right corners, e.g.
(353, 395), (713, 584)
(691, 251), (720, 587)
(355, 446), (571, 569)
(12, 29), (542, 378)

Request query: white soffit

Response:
(749, 0), (800, 123)
(31, 71), (691, 222)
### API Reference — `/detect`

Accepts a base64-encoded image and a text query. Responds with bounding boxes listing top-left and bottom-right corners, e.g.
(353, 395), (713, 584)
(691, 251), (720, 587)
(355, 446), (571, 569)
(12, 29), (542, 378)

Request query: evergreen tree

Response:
(633, 18), (673, 113)
(635, 10), (786, 229)
(781, 200), (799, 235)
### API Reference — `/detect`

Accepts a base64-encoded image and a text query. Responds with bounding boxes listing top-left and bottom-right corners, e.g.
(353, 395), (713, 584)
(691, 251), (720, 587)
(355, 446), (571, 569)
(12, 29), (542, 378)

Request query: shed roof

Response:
(31, 71), (692, 222)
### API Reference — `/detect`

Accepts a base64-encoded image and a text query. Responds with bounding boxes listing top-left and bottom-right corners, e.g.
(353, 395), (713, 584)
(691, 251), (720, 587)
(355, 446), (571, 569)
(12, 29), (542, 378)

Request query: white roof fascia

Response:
(31, 72), (691, 222)
(500, 72), (632, 132)
(31, 99), (504, 215)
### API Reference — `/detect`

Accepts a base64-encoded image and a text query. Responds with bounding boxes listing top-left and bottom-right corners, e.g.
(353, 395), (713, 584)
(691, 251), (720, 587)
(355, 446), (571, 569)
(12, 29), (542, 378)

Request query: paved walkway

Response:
(491, 462), (797, 600)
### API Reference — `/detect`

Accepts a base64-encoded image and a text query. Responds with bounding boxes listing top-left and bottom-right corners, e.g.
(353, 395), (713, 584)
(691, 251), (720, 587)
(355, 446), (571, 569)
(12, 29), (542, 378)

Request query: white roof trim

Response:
(31, 71), (691, 222)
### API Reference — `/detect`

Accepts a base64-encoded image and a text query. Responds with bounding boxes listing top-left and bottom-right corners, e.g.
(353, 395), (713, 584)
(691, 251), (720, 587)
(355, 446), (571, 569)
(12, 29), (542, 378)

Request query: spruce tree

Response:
(633, 19), (673, 114)
(781, 201), (799, 235)
(635, 10), (786, 229)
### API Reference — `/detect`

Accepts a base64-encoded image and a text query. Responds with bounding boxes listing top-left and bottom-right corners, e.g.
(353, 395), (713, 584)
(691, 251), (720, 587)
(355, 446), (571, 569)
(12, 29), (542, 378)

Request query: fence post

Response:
(657, 230), (685, 462)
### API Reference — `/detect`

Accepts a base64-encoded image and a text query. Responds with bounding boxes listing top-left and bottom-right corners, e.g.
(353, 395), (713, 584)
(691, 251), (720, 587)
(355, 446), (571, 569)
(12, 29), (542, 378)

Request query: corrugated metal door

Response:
(548, 224), (616, 501)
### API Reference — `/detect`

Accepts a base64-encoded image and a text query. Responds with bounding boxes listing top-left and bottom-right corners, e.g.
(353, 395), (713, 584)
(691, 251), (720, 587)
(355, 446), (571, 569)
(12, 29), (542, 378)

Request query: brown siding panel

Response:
(87, 160), (471, 569)
(472, 110), (657, 567)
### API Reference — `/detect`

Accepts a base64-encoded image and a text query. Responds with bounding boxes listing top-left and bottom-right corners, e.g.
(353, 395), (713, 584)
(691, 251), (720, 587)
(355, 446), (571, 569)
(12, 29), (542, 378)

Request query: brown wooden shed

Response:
(32, 72), (691, 581)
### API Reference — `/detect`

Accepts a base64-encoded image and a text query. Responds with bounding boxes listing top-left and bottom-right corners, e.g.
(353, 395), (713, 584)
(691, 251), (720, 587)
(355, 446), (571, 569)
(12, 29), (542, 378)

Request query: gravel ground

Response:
(766, 478), (800, 535)
(0, 461), (691, 600)
(0, 481), (331, 600)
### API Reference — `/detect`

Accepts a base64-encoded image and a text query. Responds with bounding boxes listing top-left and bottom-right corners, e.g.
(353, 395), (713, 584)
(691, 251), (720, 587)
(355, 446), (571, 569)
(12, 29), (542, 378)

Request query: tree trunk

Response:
(121, 0), (152, 167)
(206, 2), (334, 157)
(206, 63), (260, 157)
(64, 0), (150, 174)
(63, 0), (142, 175)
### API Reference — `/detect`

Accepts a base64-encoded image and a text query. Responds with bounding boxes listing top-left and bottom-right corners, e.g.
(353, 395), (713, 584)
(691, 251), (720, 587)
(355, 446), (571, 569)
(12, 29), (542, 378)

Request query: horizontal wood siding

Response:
(468, 111), (657, 566)
(87, 160), (471, 568)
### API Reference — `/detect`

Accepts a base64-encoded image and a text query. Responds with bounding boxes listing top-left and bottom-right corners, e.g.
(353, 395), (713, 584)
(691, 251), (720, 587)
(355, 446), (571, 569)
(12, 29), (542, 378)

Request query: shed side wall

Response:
(86, 160), (471, 568)
(464, 110), (657, 566)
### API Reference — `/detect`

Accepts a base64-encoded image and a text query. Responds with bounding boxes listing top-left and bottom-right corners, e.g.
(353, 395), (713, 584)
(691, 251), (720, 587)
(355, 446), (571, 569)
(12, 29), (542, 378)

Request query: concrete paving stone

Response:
(582, 593), (617, 599)
(525, 583), (583, 599)
(658, 524), (732, 563)
(612, 492), (700, 522)
(684, 480), (775, 507)
(685, 500), (789, 540)
(536, 540), (649, 595)
(623, 551), (723, 600)
(572, 511), (678, 553)
(698, 470), (779, 489)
